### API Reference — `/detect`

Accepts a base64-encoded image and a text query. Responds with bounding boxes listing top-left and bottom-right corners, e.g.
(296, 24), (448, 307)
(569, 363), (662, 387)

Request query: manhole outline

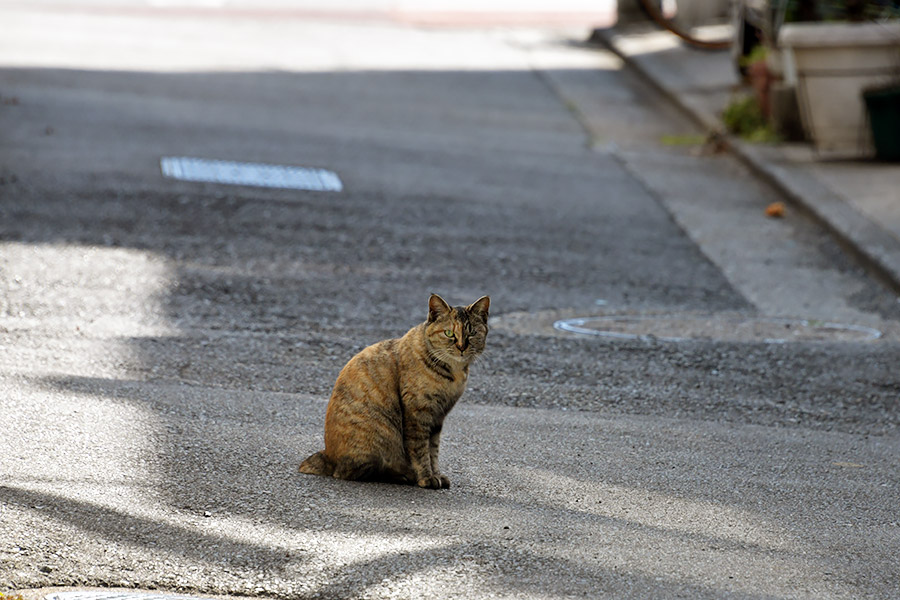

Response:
(553, 314), (883, 343)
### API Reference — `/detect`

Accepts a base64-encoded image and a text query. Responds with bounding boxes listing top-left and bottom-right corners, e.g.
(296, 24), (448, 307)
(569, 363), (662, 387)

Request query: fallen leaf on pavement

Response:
(765, 202), (786, 218)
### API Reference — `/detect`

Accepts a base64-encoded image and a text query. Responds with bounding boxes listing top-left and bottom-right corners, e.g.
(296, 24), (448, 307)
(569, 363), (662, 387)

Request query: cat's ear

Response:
(467, 296), (490, 321)
(428, 293), (452, 322)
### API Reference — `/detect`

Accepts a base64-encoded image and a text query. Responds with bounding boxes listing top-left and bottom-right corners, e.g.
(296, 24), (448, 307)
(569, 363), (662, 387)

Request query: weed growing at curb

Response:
(660, 133), (708, 146)
(722, 95), (780, 143)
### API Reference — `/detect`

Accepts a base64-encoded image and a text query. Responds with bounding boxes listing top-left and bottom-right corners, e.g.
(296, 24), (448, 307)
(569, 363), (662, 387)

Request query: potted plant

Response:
(778, 0), (900, 157)
(745, 45), (775, 117)
(730, 0), (808, 140)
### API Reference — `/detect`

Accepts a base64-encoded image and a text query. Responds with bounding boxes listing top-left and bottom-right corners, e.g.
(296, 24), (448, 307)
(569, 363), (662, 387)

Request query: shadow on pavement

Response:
(2, 62), (899, 598)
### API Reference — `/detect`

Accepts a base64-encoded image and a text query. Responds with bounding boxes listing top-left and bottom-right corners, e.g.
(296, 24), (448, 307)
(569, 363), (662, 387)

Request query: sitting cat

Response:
(300, 294), (489, 489)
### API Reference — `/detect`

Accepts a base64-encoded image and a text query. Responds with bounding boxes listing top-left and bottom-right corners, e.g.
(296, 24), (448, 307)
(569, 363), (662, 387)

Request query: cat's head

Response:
(425, 293), (490, 364)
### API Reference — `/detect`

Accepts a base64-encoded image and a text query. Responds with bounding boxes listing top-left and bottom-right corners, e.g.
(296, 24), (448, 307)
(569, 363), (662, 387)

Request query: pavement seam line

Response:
(525, 62), (599, 151)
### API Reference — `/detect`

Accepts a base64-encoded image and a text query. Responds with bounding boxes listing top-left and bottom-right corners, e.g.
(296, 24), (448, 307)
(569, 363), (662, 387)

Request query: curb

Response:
(734, 143), (900, 295)
(591, 26), (900, 296)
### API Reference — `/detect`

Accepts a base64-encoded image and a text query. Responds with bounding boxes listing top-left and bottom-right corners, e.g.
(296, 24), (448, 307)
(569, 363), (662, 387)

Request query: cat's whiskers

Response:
(441, 349), (467, 366)
(467, 347), (493, 369)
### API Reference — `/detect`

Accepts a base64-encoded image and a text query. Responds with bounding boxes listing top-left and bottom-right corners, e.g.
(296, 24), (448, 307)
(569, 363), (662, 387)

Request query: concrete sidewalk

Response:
(594, 24), (900, 294)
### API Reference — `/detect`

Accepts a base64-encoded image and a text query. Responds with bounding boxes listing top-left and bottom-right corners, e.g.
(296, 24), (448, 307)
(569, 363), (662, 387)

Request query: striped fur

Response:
(300, 294), (489, 489)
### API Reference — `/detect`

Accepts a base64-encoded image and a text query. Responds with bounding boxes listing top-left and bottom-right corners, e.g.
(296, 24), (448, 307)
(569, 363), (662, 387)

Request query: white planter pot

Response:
(779, 22), (900, 158)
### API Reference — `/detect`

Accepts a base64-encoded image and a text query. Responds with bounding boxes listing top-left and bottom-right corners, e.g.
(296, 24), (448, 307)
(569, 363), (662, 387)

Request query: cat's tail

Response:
(299, 450), (335, 477)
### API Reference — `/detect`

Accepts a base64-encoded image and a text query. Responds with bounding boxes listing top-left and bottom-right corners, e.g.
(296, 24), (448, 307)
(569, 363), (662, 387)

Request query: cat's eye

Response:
(443, 330), (455, 338)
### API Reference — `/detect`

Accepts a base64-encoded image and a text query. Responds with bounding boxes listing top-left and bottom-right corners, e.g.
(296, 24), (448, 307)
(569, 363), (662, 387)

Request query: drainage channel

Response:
(553, 314), (882, 343)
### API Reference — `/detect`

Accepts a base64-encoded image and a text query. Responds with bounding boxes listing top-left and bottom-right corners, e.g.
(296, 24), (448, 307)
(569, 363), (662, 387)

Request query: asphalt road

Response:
(1, 2), (899, 599)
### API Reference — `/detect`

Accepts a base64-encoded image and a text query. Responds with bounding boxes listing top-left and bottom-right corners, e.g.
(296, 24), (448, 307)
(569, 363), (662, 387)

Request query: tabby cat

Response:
(299, 294), (489, 489)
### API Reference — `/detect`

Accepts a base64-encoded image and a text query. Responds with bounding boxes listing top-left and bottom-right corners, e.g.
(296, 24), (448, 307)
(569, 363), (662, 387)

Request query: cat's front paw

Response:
(437, 474), (451, 489)
(417, 475), (447, 490)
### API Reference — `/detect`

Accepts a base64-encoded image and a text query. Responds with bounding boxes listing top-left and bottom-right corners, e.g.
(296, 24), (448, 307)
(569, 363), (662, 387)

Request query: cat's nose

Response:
(456, 338), (468, 352)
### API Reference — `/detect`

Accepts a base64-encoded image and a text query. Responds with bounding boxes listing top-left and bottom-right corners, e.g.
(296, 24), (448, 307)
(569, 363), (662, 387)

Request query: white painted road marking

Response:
(160, 157), (343, 192)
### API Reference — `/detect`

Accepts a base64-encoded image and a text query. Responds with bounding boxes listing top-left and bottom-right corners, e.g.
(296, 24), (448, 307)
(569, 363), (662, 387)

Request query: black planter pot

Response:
(863, 85), (900, 161)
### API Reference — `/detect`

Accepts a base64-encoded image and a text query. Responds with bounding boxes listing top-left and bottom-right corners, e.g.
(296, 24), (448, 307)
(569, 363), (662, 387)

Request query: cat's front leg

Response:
(403, 414), (443, 489)
(429, 424), (450, 489)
